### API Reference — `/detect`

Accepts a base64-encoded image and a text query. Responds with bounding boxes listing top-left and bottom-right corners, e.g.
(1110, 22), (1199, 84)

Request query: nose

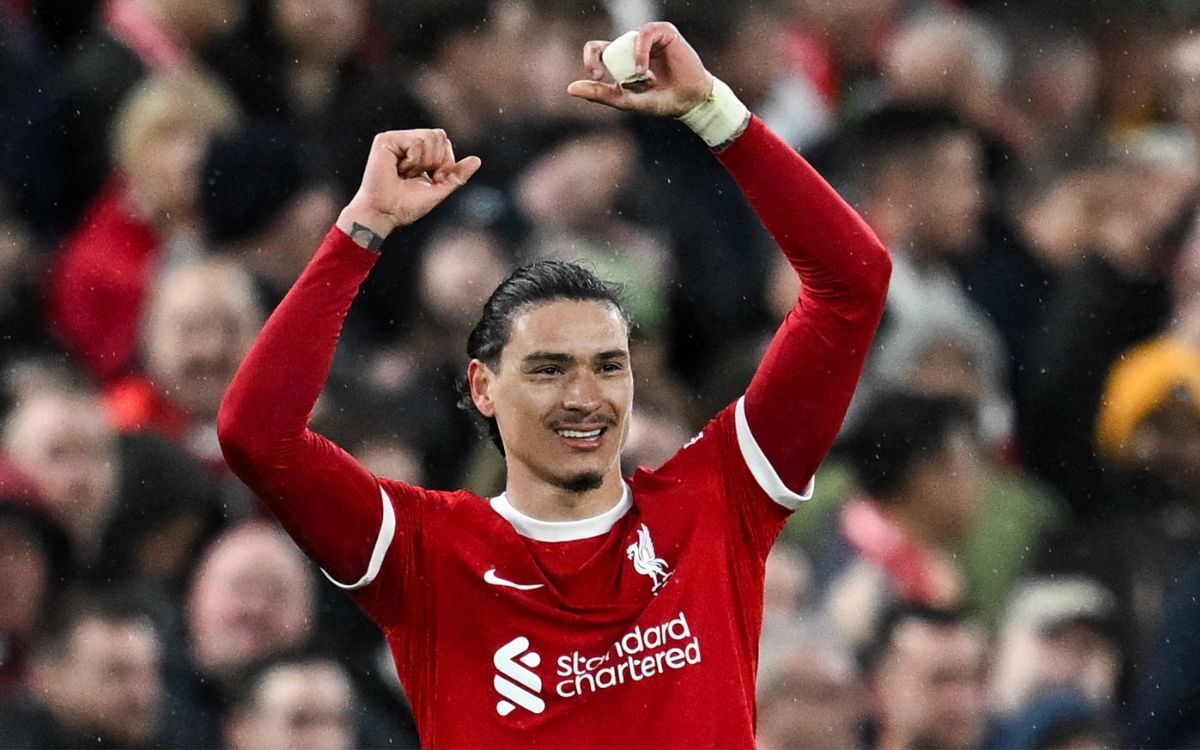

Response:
(562, 370), (602, 413)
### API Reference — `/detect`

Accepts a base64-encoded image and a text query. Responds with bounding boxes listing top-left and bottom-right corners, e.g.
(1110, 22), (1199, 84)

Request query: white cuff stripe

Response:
(321, 486), (396, 591)
(734, 396), (815, 510)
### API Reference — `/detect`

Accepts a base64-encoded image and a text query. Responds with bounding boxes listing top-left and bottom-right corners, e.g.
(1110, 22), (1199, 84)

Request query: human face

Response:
(757, 647), (862, 749)
(874, 620), (988, 750)
(146, 264), (261, 420)
(36, 619), (163, 746)
(905, 426), (984, 544)
(471, 299), (632, 497)
(4, 393), (117, 548)
(189, 526), (314, 677)
(912, 133), (985, 255)
(230, 663), (355, 750)
(271, 0), (365, 66)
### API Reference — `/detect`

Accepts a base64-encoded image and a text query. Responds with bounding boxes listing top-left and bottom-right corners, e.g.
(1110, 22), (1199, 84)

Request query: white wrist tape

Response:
(678, 77), (750, 148)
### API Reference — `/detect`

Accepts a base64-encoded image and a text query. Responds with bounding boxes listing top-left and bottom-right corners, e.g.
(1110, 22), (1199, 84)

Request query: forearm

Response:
(716, 117), (891, 492)
(217, 225), (391, 583)
(715, 116), (891, 299)
(218, 226), (379, 462)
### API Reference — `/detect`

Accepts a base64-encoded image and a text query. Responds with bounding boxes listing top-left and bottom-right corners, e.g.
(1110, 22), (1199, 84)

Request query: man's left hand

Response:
(567, 23), (713, 117)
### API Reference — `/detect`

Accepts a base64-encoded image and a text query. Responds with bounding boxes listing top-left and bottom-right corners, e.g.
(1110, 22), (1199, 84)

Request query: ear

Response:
(468, 359), (496, 418)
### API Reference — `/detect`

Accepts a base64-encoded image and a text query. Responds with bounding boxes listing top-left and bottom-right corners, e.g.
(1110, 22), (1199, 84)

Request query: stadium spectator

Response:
(861, 604), (990, 750)
(224, 649), (356, 750)
(0, 1), (1198, 744)
(207, 0), (369, 136)
(168, 522), (316, 747)
(357, 225), (511, 489)
(2, 384), (119, 567)
(105, 258), (263, 469)
(0, 462), (71, 698)
(199, 122), (341, 313)
(990, 577), (1123, 719)
(757, 621), (863, 749)
(1036, 334), (1200, 652)
(1018, 132), (1198, 512)
(45, 71), (239, 383)
(0, 589), (165, 748)
(35, 0), (244, 233)
(0, 197), (59, 373)
(817, 394), (978, 647)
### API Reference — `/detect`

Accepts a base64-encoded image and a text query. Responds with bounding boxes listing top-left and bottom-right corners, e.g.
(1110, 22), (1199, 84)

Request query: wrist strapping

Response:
(677, 76), (751, 149)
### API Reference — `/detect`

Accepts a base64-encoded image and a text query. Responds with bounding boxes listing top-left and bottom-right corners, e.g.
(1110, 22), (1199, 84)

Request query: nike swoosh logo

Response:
(484, 569), (544, 590)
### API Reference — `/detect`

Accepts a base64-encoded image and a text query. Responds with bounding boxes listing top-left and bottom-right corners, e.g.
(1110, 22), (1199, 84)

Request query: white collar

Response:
(490, 483), (631, 542)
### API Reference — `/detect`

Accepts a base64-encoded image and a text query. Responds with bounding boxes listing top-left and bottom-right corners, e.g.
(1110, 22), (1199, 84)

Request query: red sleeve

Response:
(715, 116), (891, 499)
(217, 227), (396, 589)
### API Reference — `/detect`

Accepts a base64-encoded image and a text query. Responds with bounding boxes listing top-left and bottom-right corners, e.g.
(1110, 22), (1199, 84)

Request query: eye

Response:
(534, 365), (564, 376)
(599, 361), (625, 373)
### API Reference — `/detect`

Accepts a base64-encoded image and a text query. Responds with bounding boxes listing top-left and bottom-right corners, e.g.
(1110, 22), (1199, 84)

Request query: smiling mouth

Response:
(555, 427), (605, 439)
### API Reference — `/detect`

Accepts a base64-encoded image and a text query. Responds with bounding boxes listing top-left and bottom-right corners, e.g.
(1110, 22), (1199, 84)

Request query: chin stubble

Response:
(553, 472), (605, 494)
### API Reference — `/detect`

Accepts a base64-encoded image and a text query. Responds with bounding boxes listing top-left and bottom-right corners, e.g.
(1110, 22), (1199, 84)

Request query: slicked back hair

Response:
(457, 260), (630, 454)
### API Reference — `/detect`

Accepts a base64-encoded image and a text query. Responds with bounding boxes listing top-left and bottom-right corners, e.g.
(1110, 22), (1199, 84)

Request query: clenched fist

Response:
(336, 129), (482, 246)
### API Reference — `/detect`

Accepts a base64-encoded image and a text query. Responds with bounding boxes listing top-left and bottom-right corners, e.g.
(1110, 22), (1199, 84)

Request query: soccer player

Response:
(218, 22), (891, 747)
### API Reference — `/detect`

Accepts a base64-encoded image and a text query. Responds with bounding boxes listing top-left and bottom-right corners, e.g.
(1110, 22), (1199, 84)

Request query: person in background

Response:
(990, 577), (1124, 720)
(105, 258), (263, 470)
(860, 604), (989, 750)
(46, 71), (239, 383)
(224, 648), (356, 750)
(0, 589), (165, 749)
(0, 462), (71, 699)
(757, 620), (863, 749)
(166, 522), (317, 748)
(41, 0), (245, 233)
(199, 122), (341, 313)
(2, 383), (119, 568)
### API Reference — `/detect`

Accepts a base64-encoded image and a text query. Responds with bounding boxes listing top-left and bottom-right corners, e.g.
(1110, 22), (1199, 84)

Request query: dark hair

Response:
(31, 588), (157, 662)
(848, 105), (976, 185)
(859, 602), (977, 675)
(456, 260), (629, 454)
(226, 645), (351, 719)
(380, 0), (492, 62)
(841, 391), (974, 499)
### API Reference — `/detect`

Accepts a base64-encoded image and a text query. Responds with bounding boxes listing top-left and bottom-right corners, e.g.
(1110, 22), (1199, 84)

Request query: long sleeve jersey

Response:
(218, 115), (890, 748)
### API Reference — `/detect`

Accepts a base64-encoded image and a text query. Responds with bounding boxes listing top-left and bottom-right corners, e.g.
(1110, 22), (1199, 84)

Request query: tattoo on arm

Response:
(349, 222), (385, 251)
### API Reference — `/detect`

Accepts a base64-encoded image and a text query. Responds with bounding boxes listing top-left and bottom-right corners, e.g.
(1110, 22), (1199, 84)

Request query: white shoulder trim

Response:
(322, 486), (397, 591)
(491, 483), (631, 542)
(734, 396), (815, 510)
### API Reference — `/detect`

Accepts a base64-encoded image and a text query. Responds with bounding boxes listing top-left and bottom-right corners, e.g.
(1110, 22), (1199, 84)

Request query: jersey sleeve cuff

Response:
(734, 396), (815, 510)
(321, 486), (396, 590)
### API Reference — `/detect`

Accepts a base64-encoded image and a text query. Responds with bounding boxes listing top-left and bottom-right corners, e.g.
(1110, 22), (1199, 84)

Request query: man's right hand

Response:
(337, 129), (482, 246)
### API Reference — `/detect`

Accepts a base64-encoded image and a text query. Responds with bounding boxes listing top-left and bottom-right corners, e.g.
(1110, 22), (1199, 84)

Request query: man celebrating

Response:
(219, 23), (890, 747)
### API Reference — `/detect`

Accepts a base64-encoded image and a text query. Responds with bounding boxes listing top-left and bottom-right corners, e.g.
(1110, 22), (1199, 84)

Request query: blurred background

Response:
(0, 0), (1198, 747)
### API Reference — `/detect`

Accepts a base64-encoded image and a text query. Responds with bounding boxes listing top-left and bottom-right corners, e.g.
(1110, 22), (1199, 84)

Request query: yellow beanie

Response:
(1096, 336), (1200, 459)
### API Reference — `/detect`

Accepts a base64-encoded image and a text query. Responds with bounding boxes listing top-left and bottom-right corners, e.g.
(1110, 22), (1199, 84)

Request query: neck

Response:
(503, 461), (625, 522)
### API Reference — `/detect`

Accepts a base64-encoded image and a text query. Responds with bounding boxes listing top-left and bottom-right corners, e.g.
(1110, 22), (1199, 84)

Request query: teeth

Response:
(557, 428), (603, 439)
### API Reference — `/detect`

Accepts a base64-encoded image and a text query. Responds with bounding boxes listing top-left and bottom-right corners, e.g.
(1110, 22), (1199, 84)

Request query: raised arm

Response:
(217, 130), (480, 584)
(569, 23), (891, 497)
(718, 119), (891, 495)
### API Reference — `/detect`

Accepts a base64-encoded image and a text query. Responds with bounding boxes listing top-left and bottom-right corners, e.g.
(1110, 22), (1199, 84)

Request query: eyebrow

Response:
(521, 349), (629, 365)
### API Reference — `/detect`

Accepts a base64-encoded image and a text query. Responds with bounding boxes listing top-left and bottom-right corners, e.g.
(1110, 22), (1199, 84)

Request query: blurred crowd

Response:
(0, 0), (1198, 747)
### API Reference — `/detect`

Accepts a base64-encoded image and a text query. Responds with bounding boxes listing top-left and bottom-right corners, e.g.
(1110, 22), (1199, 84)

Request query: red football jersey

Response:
(333, 399), (811, 747)
(220, 115), (891, 748)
